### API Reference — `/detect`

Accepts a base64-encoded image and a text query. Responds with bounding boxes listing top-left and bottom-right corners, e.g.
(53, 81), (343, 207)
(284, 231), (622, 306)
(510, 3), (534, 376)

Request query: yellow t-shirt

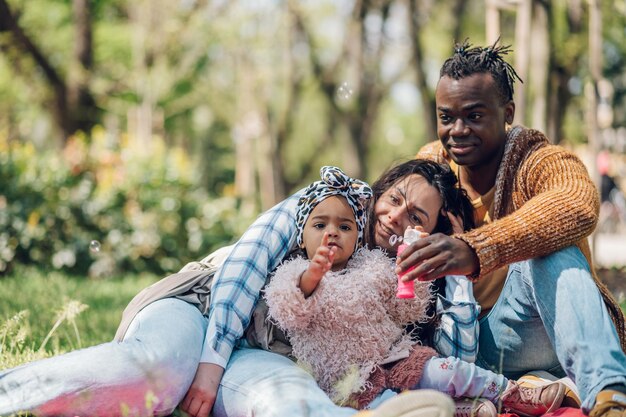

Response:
(450, 161), (508, 317)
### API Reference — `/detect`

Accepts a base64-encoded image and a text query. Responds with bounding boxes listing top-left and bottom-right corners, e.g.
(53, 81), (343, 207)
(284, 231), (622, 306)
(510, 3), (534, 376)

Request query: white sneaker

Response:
(500, 380), (566, 417)
(355, 390), (455, 417)
(454, 398), (498, 417)
(518, 370), (581, 408)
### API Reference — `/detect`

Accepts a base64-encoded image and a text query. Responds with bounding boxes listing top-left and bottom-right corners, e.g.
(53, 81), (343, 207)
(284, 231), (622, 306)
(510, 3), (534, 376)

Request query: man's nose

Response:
(450, 119), (469, 136)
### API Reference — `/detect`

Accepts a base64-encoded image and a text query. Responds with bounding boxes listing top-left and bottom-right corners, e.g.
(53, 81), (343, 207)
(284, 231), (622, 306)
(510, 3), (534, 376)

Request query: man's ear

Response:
(505, 100), (515, 125)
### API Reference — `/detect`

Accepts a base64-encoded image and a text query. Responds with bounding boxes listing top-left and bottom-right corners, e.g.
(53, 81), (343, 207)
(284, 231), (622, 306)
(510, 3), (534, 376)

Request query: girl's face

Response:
(301, 195), (359, 270)
(372, 174), (443, 255)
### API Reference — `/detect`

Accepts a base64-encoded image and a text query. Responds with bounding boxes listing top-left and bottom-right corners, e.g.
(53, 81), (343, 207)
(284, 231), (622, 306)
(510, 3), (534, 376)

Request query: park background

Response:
(1, 0), (626, 384)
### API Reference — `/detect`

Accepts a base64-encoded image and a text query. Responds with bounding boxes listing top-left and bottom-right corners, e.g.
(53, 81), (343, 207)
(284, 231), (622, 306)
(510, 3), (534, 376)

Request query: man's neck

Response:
(459, 159), (501, 199)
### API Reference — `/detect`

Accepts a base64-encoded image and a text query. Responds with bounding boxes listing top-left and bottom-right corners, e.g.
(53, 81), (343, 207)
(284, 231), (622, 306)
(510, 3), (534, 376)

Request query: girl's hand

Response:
(299, 232), (335, 297)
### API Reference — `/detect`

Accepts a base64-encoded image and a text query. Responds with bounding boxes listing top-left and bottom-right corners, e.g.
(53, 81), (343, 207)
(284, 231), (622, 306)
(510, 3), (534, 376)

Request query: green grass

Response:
(0, 265), (159, 369)
(2, 264), (625, 415)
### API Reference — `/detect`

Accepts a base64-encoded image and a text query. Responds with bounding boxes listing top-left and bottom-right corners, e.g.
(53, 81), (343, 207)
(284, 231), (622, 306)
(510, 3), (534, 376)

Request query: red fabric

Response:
(542, 407), (586, 417)
(499, 407), (585, 417)
(386, 345), (439, 390)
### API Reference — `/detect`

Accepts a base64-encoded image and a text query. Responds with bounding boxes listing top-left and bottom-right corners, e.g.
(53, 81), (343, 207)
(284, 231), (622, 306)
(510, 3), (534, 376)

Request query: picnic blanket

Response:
(500, 407), (584, 417)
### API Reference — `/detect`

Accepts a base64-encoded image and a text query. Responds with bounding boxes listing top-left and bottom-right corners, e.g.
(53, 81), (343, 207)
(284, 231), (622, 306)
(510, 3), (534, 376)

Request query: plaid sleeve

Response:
(202, 192), (301, 365)
(432, 275), (480, 363)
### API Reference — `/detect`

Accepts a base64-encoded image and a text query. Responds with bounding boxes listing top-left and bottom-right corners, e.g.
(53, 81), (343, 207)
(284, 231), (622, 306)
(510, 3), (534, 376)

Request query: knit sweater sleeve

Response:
(457, 146), (599, 277)
(264, 257), (318, 331)
(416, 141), (447, 163)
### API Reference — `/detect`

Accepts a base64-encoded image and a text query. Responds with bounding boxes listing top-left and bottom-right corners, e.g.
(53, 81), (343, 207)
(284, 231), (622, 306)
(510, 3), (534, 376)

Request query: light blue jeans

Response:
(0, 298), (206, 417)
(475, 246), (626, 412)
(213, 346), (362, 417)
(213, 346), (507, 417)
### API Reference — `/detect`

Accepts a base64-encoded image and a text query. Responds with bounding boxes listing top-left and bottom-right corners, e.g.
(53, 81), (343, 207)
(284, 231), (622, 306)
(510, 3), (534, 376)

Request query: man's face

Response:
(435, 73), (515, 168)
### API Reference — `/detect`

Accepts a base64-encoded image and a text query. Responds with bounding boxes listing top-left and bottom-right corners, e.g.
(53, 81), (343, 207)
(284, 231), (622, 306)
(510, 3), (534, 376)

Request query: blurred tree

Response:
(407, 0), (470, 141)
(0, 0), (624, 215)
(225, 0), (420, 208)
(0, 0), (98, 141)
(545, 0), (587, 144)
(602, 1), (626, 129)
(478, 0), (623, 146)
(231, 0), (474, 209)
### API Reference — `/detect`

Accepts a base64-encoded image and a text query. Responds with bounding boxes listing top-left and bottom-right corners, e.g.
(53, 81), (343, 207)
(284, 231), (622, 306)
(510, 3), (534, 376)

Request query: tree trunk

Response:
(529, 1), (549, 133)
(0, 0), (97, 141)
(408, 0), (437, 141)
(450, 0), (469, 45)
(513, 0), (532, 126)
(68, 0), (97, 134)
(546, 0), (584, 144)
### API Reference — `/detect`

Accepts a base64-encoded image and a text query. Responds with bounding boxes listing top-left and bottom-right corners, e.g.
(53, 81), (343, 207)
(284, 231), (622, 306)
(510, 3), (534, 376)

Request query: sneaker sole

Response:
(370, 390), (455, 417)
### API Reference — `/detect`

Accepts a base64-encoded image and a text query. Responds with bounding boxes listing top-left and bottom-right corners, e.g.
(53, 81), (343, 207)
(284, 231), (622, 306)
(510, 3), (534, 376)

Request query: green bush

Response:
(0, 130), (247, 277)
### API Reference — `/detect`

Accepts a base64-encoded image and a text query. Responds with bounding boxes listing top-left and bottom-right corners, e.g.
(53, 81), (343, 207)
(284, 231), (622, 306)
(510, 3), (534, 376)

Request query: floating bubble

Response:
(89, 240), (101, 253)
(389, 234), (403, 247)
(336, 82), (353, 100)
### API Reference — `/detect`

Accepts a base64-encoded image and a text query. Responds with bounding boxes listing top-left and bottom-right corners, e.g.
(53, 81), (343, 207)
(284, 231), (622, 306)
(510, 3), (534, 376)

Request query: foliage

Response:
(0, 129), (249, 277)
(1, 0), (625, 211)
(602, 1), (626, 129)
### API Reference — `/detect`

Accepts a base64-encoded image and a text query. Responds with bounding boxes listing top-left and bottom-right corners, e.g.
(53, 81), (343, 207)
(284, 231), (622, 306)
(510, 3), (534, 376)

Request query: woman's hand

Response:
(181, 362), (224, 417)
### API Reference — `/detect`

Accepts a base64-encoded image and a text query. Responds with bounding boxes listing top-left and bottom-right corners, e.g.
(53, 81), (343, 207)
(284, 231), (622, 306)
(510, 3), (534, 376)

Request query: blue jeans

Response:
(475, 246), (626, 412)
(213, 346), (363, 417)
(213, 347), (508, 417)
(0, 298), (207, 417)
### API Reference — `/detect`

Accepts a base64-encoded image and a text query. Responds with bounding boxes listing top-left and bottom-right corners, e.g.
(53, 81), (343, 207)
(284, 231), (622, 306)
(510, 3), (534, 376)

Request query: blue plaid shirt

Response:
(200, 191), (479, 367)
(200, 192), (301, 366)
(434, 275), (480, 363)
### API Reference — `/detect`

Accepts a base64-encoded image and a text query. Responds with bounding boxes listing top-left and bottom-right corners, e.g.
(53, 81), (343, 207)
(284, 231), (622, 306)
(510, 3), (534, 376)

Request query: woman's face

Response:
(372, 174), (443, 254)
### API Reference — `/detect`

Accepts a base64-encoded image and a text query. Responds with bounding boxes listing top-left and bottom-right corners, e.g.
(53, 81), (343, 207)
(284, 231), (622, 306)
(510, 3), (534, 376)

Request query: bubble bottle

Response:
(396, 227), (420, 299)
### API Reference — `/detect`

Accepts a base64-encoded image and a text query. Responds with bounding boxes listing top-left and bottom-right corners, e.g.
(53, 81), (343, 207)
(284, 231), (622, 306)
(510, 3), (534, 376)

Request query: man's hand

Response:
(395, 233), (479, 282)
(181, 362), (224, 417)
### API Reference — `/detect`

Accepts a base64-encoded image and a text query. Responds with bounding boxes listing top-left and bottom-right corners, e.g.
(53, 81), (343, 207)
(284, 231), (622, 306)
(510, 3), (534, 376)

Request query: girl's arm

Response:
(264, 257), (320, 331)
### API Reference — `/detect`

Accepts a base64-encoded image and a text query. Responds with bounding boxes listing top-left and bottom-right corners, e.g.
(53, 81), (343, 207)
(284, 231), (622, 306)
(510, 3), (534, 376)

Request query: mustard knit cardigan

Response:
(417, 126), (626, 352)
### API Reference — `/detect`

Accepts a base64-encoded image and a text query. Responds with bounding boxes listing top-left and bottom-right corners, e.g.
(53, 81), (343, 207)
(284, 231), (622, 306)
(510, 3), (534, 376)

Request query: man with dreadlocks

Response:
(403, 39), (626, 417)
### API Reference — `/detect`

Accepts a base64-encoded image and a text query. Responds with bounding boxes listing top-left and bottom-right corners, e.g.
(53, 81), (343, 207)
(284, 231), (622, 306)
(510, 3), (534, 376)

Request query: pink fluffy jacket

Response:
(264, 248), (438, 407)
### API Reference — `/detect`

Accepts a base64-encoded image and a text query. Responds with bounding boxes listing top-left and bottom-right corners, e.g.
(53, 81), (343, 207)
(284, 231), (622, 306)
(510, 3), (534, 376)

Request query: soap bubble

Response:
(389, 234), (403, 247)
(336, 82), (353, 100)
(89, 240), (101, 253)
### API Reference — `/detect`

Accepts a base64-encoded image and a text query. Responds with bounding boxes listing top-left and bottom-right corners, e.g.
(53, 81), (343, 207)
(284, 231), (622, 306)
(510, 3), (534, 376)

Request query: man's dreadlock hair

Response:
(440, 38), (523, 104)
